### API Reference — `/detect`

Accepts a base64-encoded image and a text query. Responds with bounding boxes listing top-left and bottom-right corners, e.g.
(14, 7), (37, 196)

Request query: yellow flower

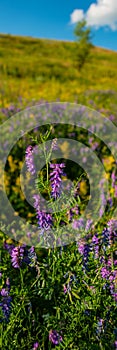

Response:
(14, 211), (19, 216)
(59, 141), (69, 158)
(103, 156), (115, 171)
(80, 181), (88, 196)
(16, 177), (20, 186)
(110, 188), (115, 195)
(105, 173), (110, 180)
(27, 212), (33, 217)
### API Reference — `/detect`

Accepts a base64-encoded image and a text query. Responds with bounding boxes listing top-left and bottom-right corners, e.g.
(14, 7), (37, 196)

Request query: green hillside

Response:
(0, 33), (117, 112)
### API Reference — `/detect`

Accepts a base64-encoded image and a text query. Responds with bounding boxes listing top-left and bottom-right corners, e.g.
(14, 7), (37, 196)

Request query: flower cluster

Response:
(49, 329), (63, 345)
(11, 245), (25, 268)
(0, 279), (12, 322)
(25, 145), (36, 175)
(50, 163), (66, 199)
(33, 194), (52, 231)
(4, 242), (37, 269)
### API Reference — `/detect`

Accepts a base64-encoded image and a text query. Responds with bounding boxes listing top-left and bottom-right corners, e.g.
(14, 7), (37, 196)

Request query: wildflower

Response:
(49, 329), (63, 345)
(50, 163), (65, 199)
(115, 185), (117, 197)
(107, 219), (117, 246)
(33, 194), (52, 230)
(3, 240), (15, 255)
(101, 267), (109, 279)
(92, 233), (99, 259)
(85, 219), (93, 232)
(0, 284), (12, 322)
(113, 293), (117, 302)
(33, 342), (39, 349)
(51, 138), (58, 150)
(67, 205), (79, 221)
(77, 239), (85, 255)
(83, 243), (90, 268)
(33, 194), (40, 211)
(6, 278), (10, 292)
(37, 211), (52, 230)
(27, 246), (37, 267)
(63, 285), (68, 294)
(84, 309), (90, 316)
(96, 319), (104, 336)
(11, 245), (25, 268)
(72, 217), (85, 230)
(25, 145), (36, 175)
(115, 341), (117, 350)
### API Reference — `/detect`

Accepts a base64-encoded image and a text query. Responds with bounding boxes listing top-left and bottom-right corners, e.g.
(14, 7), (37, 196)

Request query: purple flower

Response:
(115, 185), (117, 197)
(83, 244), (90, 266)
(33, 342), (39, 349)
(11, 246), (25, 268)
(72, 217), (85, 230)
(23, 246), (37, 267)
(0, 283), (12, 322)
(77, 239), (85, 255)
(101, 267), (109, 279)
(92, 233), (99, 259)
(63, 285), (68, 294)
(51, 138), (58, 150)
(107, 219), (117, 233)
(6, 278), (10, 292)
(50, 163), (65, 199)
(115, 341), (117, 350)
(107, 257), (112, 267)
(113, 293), (117, 302)
(111, 171), (116, 188)
(85, 219), (93, 232)
(67, 205), (79, 221)
(33, 194), (52, 230)
(25, 145), (36, 175)
(28, 246), (37, 266)
(3, 241), (15, 255)
(33, 194), (40, 211)
(107, 219), (117, 245)
(37, 212), (52, 230)
(49, 329), (63, 345)
(96, 319), (104, 336)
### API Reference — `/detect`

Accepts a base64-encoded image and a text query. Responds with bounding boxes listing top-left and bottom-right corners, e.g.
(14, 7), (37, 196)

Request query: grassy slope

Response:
(0, 34), (117, 111)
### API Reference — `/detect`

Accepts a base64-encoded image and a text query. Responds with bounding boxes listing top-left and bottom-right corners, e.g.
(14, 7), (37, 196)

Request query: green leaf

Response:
(72, 289), (80, 299)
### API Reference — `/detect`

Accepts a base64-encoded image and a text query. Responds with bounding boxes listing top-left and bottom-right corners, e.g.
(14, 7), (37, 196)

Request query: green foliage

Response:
(74, 19), (93, 45)
(74, 19), (93, 71)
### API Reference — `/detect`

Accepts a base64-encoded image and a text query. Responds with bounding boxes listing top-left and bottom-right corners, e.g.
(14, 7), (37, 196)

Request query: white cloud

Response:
(70, 0), (117, 30)
(70, 9), (84, 24)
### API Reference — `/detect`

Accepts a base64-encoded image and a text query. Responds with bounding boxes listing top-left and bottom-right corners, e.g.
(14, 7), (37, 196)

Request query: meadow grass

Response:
(0, 34), (117, 109)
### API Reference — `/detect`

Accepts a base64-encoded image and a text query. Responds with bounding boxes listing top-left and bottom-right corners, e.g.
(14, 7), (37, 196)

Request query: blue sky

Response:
(0, 0), (117, 51)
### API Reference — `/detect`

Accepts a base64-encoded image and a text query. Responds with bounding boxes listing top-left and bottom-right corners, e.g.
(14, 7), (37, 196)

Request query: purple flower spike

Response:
(25, 145), (36, 175)
(4, 241), (15, 255)
(50, 163), (66, 200)
(33, 194), (52, 230)
(92, 233), (99, 259)
(0, 284), (12, 322)
(49, 329), (63, 345)
(11, 246), (25, 268)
